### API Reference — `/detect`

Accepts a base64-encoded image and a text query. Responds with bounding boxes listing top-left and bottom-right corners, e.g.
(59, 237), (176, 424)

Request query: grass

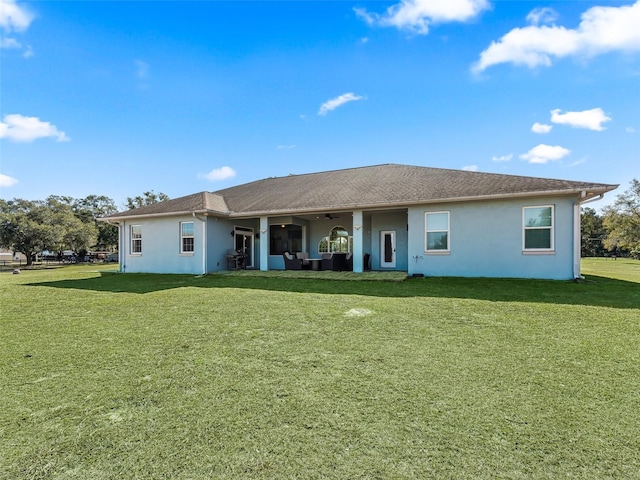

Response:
(1, 261), (639, 479)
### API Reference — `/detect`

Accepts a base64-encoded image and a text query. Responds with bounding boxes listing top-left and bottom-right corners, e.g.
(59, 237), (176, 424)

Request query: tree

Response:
(0, 197), (98, 265)
(45, 196), (99, 260)
(72, 195), (119, 251)
(125, 190), (169, 210)
(0, 199), (66, 266)
(581, 207), (606, 257)
(602, 179), (640, 258)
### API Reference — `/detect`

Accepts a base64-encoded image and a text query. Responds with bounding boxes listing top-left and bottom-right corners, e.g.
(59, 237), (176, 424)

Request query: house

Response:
(102, 164), (617, 279)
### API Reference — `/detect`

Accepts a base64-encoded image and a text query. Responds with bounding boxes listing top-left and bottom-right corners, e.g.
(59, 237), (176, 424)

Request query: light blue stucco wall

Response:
(206, 217), (261, 271)
(119, 195), (578, 279)
(407, 195), (578, 279)
(120, 216), (206, 274)
(121, 216), (263, 274)
(370, 212), (408, 271)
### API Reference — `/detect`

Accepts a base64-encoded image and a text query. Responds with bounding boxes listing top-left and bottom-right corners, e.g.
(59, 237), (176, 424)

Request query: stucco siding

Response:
(370, 212), (408, 271)
(407, 196), (577, 279)
(206, 218), (233, 272)
(121, 216), (205, 274)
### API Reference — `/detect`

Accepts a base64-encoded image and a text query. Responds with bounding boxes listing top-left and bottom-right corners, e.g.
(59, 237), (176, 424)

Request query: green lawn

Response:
(1, 261), (639, 479)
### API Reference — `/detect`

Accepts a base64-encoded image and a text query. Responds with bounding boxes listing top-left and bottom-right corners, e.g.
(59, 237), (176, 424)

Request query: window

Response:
(130, 225), (142, 254)
(270, 224), (303, 255)
(180, 221), (194, 253)
(318, 226), (352, 253)
(425, 212), (449, 252)
(523, 206), (554, 251)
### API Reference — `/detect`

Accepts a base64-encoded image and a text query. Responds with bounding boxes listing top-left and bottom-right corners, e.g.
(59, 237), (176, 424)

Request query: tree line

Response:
(581, 179), (639, 259)
(0, 191), (169, 266)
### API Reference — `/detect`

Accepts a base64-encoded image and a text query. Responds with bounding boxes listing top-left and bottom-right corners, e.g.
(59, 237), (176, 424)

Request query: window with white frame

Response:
(318, 226), (352, 253)
(523, 206), (554, 251)
(425, 211), (450, 252)
(180, 221), (195, 253)
(130, 225), (142, 254)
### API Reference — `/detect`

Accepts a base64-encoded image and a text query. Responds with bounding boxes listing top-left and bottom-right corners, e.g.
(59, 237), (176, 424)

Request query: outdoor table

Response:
(307, 258), (322, 271)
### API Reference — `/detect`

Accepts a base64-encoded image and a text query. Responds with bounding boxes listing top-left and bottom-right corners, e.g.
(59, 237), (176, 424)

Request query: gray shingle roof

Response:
(105, 164), (617, 220)
(104, 191), (228, 219)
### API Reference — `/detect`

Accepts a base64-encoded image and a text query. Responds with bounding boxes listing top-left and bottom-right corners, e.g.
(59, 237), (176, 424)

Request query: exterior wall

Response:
(407, 195), (578, 280)
(309, 220), (348, 257)
(362, 214), (373, 261)
(206, 217), (235, 272)
(117, 194), (578, 279)
(120, 216), (206, 274)
(370, 211), (408, 271)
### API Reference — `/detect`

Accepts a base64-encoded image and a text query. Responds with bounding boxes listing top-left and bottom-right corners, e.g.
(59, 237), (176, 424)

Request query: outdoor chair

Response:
(321, 253), (347, 271)
(345, 252), (353, 271)
(283, 252), (303, 270)
(321, 253), (335, 271)
(295, 252), (312, 269)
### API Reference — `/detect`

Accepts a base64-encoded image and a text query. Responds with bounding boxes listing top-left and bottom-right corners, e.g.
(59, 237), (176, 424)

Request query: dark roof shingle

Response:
(105, 164), (617, 219)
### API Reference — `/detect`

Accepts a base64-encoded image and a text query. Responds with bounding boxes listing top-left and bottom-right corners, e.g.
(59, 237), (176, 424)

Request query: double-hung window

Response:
(180, 221), (195, 253)
(425, 211), (450, 252)
(523, 206), (554, 252)
(130, 225), (142, 254)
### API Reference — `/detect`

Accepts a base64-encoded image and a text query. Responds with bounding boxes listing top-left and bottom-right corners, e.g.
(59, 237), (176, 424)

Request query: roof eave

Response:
(99, 209), (230, 222)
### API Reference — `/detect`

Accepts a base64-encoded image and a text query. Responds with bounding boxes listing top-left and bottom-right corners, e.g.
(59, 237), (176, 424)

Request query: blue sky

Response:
(1, 0), (638, 210)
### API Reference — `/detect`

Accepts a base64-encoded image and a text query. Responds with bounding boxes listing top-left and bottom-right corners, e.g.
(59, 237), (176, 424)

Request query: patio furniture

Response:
(283, 252), (303, 270)
(345, 252), (353, 271)
(363, 253), (371, 271)
(295, 252), (312, 270)
(321, 253), (347, 271)
(226, 249), (245, 270)
(307, 258), (322, 271)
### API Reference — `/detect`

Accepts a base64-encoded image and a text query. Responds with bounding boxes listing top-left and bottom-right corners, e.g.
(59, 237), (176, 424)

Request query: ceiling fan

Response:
(324, 213), (340, 220)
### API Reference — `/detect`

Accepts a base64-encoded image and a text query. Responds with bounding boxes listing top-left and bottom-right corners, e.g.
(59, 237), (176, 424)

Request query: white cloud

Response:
(1, 37), (33, 56)
(491, 153), (513, 162)
(199, 166), (236, 181)
(0, 0), (34, 32)
(462, 164), (479, 171)
(0, 36), (20, 48)
(531, 122), (552, 134)
(626, 127), (635, 133)
(1, 0), (34, 57)
(568, 158), (587, 167)
(550, 108), (611, 131)
(277, 144), (296, 150)
(318, 93), (364, 116)
(526, 7), (559, 26)
(520, 144), (570, 164)
(473, 0), (640, 73)
(356, 0), (489, 35)
(0, 173), (18, 187)
(0, 114), (69, 142)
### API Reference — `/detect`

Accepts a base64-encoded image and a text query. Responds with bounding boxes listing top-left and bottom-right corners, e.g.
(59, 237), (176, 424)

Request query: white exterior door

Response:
(380, 230), (396, 268)
(234, 227), (254, 268)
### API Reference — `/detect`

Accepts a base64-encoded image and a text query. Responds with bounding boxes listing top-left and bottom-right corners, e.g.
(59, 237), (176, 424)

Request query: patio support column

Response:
(259, 216), (269, 271)
(352, 210), (363, 273)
